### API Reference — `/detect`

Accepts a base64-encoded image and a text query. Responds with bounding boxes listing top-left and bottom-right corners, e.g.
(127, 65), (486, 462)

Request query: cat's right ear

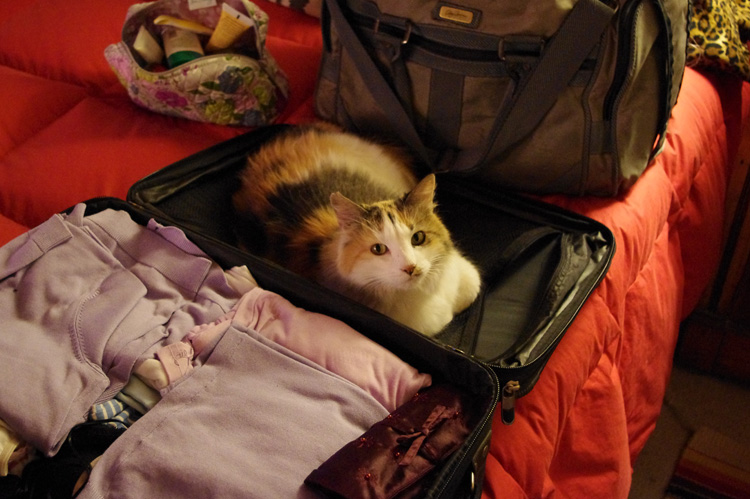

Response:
(405, 174), (436, 210)
(330, 192), (364, 229)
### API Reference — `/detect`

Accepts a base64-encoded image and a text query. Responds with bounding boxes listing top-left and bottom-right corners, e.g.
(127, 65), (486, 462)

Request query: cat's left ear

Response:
(405, 174), (436, 209)
(330, 192), (364, 229)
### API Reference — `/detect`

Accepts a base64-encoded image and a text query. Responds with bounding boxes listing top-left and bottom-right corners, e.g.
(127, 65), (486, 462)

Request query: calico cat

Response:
(232, 124), (481, 336)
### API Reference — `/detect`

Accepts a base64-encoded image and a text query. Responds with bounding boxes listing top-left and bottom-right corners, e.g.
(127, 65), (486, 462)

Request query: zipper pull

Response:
(501, 380), (520, 425)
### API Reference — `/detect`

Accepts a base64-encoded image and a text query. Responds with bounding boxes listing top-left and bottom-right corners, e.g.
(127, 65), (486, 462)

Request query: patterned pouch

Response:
(105, 0), (289, 126)
(688, 0), (750, 81)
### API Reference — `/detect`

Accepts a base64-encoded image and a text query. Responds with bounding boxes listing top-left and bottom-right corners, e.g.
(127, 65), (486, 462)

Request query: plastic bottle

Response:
(162, 27), (204, 68)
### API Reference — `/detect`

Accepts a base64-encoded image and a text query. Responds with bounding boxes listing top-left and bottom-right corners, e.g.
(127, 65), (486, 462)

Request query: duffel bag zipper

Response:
(350, 12), (537, 63)
(603, 0), (646, 121)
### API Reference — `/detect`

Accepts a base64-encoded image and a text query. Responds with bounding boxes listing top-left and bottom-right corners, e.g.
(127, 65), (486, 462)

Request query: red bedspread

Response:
(485, 69), (749, 498)
(1, 1), (748, 497)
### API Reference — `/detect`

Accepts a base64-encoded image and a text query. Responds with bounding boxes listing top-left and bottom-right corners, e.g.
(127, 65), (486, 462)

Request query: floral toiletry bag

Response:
(105, 0), (289, 126)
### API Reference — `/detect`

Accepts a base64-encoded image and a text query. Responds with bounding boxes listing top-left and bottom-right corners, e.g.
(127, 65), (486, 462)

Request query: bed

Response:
(1, 0), (749, 497)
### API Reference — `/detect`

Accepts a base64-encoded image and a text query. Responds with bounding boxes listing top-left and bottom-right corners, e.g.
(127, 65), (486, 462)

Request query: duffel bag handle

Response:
(323, 0), (617, 174)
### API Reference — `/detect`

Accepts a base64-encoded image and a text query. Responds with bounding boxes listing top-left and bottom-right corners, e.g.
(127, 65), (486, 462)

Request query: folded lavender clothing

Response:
(1, 203), (437, 497)
(79, 323), (390, 499)
(0, 204), (242, 455)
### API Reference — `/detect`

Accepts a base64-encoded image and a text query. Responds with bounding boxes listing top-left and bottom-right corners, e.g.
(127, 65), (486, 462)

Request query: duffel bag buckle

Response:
(498, 36), (545, 62)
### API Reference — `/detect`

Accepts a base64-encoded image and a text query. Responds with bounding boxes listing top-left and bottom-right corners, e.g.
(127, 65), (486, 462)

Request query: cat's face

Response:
(330, 175), (451, 293)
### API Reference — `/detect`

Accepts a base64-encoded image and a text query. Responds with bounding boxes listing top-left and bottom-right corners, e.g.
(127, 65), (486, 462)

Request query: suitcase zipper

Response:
(501, 380), (521, 425)
(428, 357), (499, 498)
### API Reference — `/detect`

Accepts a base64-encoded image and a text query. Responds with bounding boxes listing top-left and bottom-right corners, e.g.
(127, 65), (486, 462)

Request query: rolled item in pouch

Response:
(206, 3), (254, 52)
(153, 15), (213, 35)
(133, 25), (164, 65)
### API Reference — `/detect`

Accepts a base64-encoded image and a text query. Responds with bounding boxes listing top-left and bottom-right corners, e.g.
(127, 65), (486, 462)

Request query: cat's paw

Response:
(416, 307), (454, 337)
(453, 257), (481, 314)
(392, 295), (453, 337)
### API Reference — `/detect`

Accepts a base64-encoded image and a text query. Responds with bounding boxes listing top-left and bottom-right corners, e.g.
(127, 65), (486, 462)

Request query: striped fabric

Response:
(89, 400), (141, 430)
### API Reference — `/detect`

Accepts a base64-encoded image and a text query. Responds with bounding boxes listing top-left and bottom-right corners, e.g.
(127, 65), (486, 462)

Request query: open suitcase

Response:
(109, 124), (615, 496)
(127, 124), (614, 404)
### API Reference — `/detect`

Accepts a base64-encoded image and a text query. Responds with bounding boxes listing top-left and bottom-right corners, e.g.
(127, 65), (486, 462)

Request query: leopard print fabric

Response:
(688, 0), (750, 80)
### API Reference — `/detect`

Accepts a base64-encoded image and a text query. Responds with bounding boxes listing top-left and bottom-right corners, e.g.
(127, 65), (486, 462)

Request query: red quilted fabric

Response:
(1, 2), (748, 497)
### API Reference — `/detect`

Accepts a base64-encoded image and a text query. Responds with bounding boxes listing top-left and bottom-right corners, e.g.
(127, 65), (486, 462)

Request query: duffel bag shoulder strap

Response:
(456, 0), (617, 172)
(323, 0), (617, 173)
(323, 0), (435, 165)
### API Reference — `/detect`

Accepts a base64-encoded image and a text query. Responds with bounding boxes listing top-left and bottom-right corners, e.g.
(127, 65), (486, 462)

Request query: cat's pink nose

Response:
(402, 264), (416, 276)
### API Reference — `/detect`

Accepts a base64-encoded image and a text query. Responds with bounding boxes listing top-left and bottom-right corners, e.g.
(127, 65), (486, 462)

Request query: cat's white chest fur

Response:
(375, 250), (481, 336)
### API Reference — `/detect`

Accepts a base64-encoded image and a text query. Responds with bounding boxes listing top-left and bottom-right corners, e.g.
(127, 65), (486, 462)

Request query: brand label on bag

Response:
(434, 3), (481, 27)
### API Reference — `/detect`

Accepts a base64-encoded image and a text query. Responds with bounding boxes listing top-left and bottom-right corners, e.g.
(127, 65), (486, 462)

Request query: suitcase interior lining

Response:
(127, 127), (612, 375)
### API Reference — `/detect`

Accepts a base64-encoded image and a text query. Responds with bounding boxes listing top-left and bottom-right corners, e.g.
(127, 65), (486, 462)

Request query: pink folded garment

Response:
(160, 286), (433, 412)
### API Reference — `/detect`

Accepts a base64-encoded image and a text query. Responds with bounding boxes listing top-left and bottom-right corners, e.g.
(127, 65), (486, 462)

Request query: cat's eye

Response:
(411, 231), (426, 246)
(370, 243), (388, 255)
